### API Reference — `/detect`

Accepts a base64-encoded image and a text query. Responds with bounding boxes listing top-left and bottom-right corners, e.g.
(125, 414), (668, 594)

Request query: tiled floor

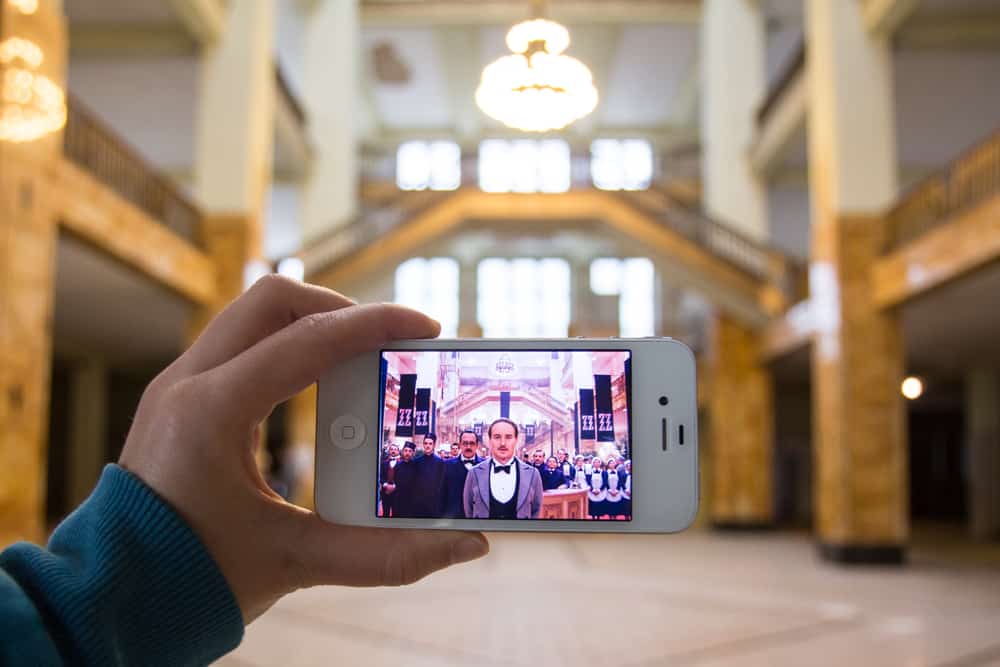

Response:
(217, 529), (1000, 666)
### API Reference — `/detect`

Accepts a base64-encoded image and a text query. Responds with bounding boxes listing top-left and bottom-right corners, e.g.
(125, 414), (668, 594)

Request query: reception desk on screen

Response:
(541, 488), (589, 519)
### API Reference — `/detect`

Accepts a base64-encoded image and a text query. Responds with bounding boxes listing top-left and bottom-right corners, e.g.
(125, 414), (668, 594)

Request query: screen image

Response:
(377, 350), (632, 521)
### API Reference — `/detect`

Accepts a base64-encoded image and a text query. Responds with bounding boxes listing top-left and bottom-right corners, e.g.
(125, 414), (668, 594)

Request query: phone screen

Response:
(376, 349), (632, 521)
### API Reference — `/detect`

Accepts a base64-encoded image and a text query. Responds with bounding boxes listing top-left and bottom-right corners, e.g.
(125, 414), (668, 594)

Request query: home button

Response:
(330, 415), (367, 450)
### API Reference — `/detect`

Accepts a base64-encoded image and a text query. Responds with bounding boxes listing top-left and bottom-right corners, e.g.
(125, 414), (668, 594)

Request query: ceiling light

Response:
(901, 376), (923, 400)
(0, 35), (66, 143)
(476, 16), (598, 132)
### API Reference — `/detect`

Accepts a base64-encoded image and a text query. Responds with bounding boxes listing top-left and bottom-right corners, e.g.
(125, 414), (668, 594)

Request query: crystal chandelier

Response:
(476, 13), (598, 133)
(0, 0), (67, 143)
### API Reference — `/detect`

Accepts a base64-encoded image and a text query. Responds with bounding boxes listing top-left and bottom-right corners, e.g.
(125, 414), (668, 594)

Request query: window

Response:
(590, 257), (656, 337)
(590, 139), (653, 191)
(394, 258), (459, 336)
(478, 139), (571, 193)
(396, 141), (461, 191)
(477, 258), (570, 337)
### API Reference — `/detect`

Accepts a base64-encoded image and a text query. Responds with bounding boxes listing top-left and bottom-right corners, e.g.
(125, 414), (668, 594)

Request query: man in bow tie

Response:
(442, 430), (482, 518)
(463, 418), (544, 519)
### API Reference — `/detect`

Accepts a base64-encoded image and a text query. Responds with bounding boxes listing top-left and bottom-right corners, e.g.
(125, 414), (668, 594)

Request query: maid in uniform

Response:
(604, 457), (624, 518)
(622, 459), (632, 518)
(587, 457), (608, 518)
(572, 455), (588, 489)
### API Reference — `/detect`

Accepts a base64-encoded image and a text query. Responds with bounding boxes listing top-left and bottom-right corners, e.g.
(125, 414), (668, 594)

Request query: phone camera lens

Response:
(658, 396), (669, 406)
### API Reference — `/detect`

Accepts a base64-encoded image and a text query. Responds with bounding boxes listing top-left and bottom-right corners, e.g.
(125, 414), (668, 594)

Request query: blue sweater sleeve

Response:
(0, 464), (244, 666)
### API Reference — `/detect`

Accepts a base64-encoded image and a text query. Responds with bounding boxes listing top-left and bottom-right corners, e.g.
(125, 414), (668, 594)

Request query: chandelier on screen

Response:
(475, 11), (598, 132)
(0, 0), (67, 143)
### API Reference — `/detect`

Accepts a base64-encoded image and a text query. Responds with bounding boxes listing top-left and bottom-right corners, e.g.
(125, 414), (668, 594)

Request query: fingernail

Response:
(453, 536), (489, 563)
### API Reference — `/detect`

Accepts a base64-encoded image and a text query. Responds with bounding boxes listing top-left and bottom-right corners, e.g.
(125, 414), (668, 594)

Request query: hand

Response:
(118, 275), (489, 623)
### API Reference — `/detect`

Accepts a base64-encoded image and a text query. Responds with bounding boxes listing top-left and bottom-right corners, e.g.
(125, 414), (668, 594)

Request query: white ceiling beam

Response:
(168, 0), (226, 45)
(564, 23), (622, 137)
(361, 1), (700, 27)
(862, 0), (921, 38)
(896, 13), (1000, 50)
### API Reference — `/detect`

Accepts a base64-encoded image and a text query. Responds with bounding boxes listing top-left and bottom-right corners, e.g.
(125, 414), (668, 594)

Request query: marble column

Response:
(0, 0), (67, 543)
(806, 0), (906, 563)
(706, 314), (775, 527)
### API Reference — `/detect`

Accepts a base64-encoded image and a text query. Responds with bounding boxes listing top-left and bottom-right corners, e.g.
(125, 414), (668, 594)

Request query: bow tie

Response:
(493, 464), (512, 474)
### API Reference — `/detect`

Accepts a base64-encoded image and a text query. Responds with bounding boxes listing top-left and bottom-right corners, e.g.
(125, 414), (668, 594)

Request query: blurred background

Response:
(1, 0), (998, 665)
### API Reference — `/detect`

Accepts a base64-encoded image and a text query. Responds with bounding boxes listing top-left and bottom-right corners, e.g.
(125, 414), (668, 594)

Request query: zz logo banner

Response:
(581, 415), (595, 431)
(415, 410), (428, 427)
(598, 414), (613, 432)
(397, 408), (412, 427)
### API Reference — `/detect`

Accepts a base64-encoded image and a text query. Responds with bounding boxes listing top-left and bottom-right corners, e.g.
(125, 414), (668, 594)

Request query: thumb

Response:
(291, 514), (489, 589)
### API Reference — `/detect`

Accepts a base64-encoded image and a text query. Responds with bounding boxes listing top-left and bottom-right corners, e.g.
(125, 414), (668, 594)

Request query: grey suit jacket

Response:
(462, 459), (544, 519)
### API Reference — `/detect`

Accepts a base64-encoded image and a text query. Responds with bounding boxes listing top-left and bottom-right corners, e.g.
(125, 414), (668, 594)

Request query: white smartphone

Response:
(314, 338), (698, 533)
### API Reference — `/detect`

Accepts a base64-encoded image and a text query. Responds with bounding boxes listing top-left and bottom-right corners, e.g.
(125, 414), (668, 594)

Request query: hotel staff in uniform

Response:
(442, 430), (482, 518)
(463, 419), (544, 519)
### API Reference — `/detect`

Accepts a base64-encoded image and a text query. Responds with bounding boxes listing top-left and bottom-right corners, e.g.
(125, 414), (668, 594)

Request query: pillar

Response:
(706, 314), (774, 527)
(300, 0), (358, 243)
(0, 0), (67, 543)
(700, 0), (769, 240)
(191, 0), (275, 334)
(67, 357), (108, 508)
(966, 369), (1000, 541)
(807, 0), (906, 563)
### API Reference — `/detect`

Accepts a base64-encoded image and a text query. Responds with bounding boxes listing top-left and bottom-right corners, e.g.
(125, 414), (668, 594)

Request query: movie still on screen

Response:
(377, 350), (633, 521)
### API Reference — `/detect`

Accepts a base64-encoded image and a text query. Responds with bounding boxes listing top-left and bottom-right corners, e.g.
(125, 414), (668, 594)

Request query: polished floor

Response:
(217, 527), (1000, 667)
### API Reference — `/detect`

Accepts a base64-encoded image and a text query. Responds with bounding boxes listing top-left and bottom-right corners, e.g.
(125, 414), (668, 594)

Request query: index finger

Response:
(204, 303), (440, 419)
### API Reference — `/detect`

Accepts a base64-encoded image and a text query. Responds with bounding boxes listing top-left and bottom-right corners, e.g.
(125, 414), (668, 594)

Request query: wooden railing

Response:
(756, 39), (806, 127)
(886, 128), (1000, 251)
(63, 94), (202, 244)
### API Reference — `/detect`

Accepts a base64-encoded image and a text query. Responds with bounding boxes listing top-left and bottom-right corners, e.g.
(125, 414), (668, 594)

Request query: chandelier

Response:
(0, 0), (67, 143)
(476, 16), (598, 132)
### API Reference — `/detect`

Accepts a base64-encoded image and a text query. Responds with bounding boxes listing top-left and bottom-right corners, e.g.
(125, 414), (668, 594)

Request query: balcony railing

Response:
(887, 128), (1000, 251)
(63, 94), (202, 245)
(619, 188), (807, 302)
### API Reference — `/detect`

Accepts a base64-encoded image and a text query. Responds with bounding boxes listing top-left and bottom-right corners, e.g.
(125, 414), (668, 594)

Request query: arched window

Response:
(394, 257), (459, 336)
(477, 258), (571, 337)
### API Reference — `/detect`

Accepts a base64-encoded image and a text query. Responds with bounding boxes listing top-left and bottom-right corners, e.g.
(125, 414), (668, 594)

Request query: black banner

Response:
(625, 357), (632, 412)
(430, 400), (436, 435)
(395, 374), (417, 436)
(525, 422), (535, 444)
(414, 387), (431, 436)
(579, 388), (596, 439)
(594, 375), (615, 442)
(500, 391), (510, 418)
(474, 422), (484, 439)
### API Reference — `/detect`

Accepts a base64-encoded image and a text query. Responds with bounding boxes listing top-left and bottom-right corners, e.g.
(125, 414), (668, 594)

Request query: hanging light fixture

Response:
(0, 0), (67, 143)
(476, 3), (598, 133)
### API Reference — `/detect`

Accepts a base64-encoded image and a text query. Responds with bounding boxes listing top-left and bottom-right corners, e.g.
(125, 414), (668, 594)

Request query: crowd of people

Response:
(378, 419), (631, 520)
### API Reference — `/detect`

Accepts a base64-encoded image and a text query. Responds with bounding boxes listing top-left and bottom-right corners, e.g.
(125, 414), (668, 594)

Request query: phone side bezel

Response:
(314, 337), (699, 533)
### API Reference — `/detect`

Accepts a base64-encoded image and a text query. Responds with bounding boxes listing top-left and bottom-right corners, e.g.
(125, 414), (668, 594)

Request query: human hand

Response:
(118, 275), (489, 623)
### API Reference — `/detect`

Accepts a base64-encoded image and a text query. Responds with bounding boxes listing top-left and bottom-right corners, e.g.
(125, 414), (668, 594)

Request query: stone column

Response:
(0, 0), (67, 543)
(806, 0), (906, 563)
(300, 0), (358, 243)
(191, 0), (275, 335)
(706, 314), (774, 527)
(966, 369), (1000, 541)
(569, 260), (592, 336)
(700, 0), (769, 240)
(68, 357), (108, 508)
